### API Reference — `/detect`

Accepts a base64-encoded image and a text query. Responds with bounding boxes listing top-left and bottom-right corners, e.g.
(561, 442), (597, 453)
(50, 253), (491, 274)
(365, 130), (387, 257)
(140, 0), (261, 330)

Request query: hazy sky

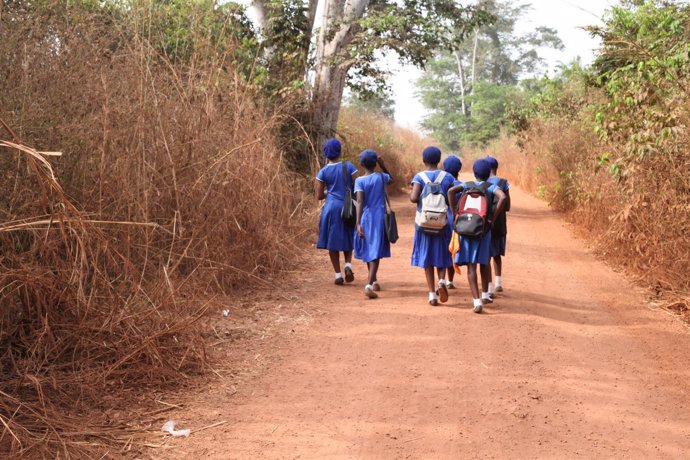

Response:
(391, 0), (614, 130)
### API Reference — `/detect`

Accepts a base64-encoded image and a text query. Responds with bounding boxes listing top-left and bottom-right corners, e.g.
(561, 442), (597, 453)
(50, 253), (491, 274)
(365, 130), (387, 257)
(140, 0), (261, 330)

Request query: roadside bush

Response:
(0, 1), (306, 456)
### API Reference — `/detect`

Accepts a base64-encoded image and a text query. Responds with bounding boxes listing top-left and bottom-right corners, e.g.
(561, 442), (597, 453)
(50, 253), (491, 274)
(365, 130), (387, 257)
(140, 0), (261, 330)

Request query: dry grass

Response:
(0, 2), (308, 456)
(337, 108), (435, 190)
(489, 118), (689, 312)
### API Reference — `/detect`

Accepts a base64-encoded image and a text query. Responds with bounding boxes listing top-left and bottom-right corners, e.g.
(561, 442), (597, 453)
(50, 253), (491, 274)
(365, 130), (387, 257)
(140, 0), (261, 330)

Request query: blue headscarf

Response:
(473, 158), (492, 180)
(422, 146), (442, 165)
(323, 138), (342, 160)
(485, 156), (499, 171)
(443, 155), (462, 176)
(359, 149), (378, 168)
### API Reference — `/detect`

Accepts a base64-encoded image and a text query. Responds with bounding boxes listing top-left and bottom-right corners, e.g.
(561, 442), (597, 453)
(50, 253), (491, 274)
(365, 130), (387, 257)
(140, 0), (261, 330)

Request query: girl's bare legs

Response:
(466, 264), (480, 299)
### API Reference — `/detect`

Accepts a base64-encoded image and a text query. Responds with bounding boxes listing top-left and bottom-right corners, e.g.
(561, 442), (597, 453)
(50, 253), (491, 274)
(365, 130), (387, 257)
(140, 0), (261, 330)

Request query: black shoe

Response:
(335, 277), (344, 286)
(345, 266), (355, 283)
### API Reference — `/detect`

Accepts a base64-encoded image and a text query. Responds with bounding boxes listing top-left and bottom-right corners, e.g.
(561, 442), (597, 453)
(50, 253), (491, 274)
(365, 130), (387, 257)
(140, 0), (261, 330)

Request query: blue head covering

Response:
(323, 138), (342, 160)
(485, 156), (499, 171)
(473, 158), (492, 180)
(359, 149), (378, 168)
(443, 155), (462, 176)
(422, 146), (442, 165)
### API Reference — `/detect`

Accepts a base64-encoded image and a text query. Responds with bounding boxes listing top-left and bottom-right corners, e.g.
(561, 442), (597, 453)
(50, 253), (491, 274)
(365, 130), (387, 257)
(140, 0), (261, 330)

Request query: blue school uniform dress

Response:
(354, 173), (391, 263)
(453, 181), (499, 266)
(410, 170), (456, 268)
(487, 176), (510, 257)
(316, 161), (358, 252)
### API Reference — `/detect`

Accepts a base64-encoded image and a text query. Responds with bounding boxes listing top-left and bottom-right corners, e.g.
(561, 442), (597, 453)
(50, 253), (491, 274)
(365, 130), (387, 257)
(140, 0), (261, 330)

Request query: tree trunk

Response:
(470, 27), (479, 95)
(453, 49), (468, 117)
(312, 0), (370, 149)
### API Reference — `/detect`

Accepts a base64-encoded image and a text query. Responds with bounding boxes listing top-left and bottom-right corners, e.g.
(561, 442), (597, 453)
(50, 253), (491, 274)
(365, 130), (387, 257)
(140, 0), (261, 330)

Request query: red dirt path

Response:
(159, 182), (690, 459)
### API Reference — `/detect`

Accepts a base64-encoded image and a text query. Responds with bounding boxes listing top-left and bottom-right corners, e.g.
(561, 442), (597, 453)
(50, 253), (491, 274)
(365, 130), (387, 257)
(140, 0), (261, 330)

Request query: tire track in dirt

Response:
(164, 182), (690, 459)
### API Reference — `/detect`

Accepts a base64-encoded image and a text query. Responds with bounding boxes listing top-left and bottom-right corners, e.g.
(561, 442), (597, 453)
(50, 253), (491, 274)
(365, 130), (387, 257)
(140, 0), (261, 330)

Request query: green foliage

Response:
(340, 0), (495, 97)
(416, 0), (563, 149)
(507, 59), (594, 140)
(588, 1), (690, 166)
(345, 87), (396, 119)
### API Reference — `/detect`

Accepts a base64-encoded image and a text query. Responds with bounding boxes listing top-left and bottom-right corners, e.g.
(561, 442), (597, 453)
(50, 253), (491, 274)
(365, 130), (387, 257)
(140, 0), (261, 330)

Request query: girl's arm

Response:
(447, 184), (464, 212)
(376, 156), (393, 183)
(315, 179), (326, 201)
(410, 183), (422, 203)
(504, 188), (511, 212)
(491, 188), (507, 227)
(356, 190), (365, 239)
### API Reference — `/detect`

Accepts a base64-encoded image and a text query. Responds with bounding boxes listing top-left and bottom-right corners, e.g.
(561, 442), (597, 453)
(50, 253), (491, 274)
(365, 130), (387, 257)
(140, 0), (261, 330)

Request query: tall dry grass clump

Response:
(337, 108), (434, 189)
(495, 110), (689, 306)
(0, 1), (306, 456)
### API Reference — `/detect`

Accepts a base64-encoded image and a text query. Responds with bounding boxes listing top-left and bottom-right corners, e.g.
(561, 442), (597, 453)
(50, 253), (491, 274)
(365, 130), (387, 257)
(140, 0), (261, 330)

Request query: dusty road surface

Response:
(162, 182), (690, 459)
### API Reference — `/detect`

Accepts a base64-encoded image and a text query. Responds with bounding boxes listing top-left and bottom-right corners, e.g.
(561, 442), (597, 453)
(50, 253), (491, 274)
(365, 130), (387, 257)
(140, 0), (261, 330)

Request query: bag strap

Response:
(433, 171), (447, 184)
(379, 173), (392, 213)
(418, 171), (431, 184)
(341, 161), (351, 189)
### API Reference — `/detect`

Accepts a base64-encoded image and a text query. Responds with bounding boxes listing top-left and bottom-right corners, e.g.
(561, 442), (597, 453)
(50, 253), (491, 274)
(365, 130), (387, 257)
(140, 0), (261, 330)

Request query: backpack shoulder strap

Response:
(433, 171), (447, 184)
(418, 171), (431, 184)
(498, 178), (507, 190)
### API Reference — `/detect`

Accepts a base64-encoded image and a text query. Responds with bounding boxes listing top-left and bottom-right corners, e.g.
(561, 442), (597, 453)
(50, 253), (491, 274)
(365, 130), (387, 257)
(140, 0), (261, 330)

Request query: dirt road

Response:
(164, 182), (690, 459)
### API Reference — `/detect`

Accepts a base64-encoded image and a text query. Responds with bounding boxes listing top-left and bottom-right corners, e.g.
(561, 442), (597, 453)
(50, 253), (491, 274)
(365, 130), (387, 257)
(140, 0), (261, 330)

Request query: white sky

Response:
(240, 0), (614, 130)
(391, 0), (614, 130)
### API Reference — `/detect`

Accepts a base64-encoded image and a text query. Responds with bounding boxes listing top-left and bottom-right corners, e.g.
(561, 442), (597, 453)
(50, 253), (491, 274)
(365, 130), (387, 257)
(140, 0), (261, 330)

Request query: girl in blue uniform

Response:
(410, 146), (456, 306)
(485, 156), (511, 294)
(448, 159), (507, 313)
(442, 155), (463, 290)
(354, 149), (393, 299)
(315, 138), (358, 285)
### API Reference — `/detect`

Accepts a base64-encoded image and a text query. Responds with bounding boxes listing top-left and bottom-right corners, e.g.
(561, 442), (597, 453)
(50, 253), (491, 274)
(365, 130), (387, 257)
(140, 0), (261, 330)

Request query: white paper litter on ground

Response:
(162, 420), (191, 437)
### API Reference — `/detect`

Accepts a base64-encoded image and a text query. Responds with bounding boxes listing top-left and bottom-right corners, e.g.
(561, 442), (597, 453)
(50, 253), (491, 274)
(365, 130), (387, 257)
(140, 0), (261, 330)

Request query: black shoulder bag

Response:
(380, 173), (398, 243)
(341, 162), (357, 227)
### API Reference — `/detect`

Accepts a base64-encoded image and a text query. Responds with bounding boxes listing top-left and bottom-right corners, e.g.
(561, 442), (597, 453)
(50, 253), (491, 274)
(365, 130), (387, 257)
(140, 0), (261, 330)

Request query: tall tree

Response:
(253, 0), (492, 149)
(417, 0), (563, 148)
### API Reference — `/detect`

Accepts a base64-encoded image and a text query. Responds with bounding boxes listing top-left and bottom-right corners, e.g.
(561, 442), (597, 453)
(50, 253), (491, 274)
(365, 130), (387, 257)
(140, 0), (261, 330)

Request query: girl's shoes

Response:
(446, 281), (456, 289)
(495, 285), (503, 292)
(364, 285), (378, 299)
(335, 276), (344, 286)
(372, 281), (381, 292)
(345, 266), (355, 283)
(428, 292), (439, 306)
(437, 281), (449, 303)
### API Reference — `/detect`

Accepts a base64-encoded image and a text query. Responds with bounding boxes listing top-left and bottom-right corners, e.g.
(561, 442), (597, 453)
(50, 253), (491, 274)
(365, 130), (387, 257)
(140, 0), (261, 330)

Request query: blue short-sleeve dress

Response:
(316, 161), (358, 252)
(354, 173), (391, 263)
(452, 181), (498, 266)
(410, 170), (456, 268)
(487, 176), (510, 257)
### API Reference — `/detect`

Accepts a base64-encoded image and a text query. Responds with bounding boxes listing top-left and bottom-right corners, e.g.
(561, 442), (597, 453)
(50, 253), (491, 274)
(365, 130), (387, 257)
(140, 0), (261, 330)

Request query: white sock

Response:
(365, 284), (373, 290)
(438, 279), (446, 286)
(345, 263), (352, 270)
(473, 298), (483, 308)
(495, 276), (503, 287)
(482, 292), (491, 300)
(428, 292), (438, 301)
(335, 272), (343, 280)
(488, 282), (495, 294)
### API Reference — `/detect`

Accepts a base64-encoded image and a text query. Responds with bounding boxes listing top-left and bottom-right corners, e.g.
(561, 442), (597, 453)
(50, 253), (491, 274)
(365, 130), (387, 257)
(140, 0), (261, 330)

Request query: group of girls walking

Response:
(315, 138), (510, 313)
